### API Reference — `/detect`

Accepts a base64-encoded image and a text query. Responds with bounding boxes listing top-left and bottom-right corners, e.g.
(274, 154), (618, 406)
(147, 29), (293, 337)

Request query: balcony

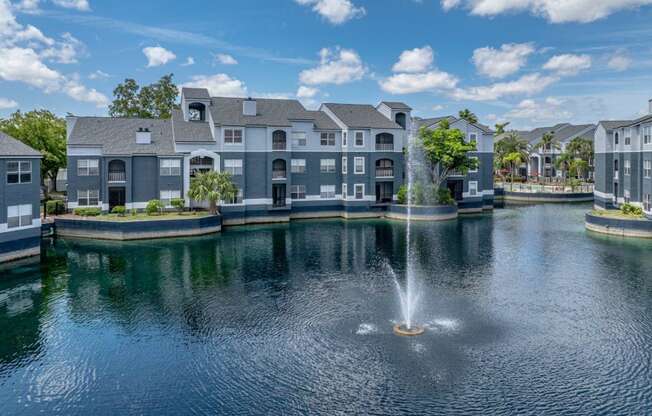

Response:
(375, 143), (394, 151)
(272, 170), (286, 180)
(108, 171), (126, 183)
(375, 167), (394, 178)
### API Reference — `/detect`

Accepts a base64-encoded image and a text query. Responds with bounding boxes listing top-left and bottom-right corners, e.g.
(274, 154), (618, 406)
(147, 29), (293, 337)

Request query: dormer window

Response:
(188, 102), (206, 121)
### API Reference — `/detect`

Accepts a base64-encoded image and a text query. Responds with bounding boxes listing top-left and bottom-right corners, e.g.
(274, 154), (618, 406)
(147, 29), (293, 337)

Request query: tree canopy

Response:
(109, 74), (179, 119)
(494, 122), (510, 135)
(188, 171), (238, 215)
(0, 109), (66, 191)
(458, 109), (478, 125)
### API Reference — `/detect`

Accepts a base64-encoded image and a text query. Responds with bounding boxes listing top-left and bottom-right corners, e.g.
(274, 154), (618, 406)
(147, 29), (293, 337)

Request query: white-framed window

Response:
(342, 132), (347, 147)
(469, 133), (477, 142)
(644, 126), (651, 145)
(644, 160), (651, 178)
(342, 183), (347, 200)
(291, 132), (307, 147)
(226, 188), (243, 204)
(354, 131), (364, 147)
(290, 184), (306, 200)
(469, 181), (478, 197)
(624, 128), (631, 145)
(624, 189), (631, 203)
(160, 190), (181, 206)
(6, 160), (32, 184)
(354, 184), (364, 200)
(160, 159), (181, 176)
(224, 128), (243, 144)
(77, 159), (99, 176)
(469, 157), (479, 173)
(320, 185), (335, 199)
(614, 132), (619, 145)
(320, 159), (336, 173)
(342, 156), (347, 174)
(291, 159), (306, 174)
(7, 204), (32, 228)
(320, 132), (335, 146)
(354, 157), (365, 174)
(624, 159), (631, 176)
(224, 159), (243, 175)
(77, 189), (99, 206)
(645, 193), (651, 212)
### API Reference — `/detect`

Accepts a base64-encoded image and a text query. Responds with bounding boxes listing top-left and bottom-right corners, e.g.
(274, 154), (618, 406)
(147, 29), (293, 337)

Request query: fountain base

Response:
(393, 323), (425, 336)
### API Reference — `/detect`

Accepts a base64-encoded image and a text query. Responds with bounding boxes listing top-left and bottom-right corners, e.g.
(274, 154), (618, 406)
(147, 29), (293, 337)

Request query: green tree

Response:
(494, 122), (510, 135)
(187, 171), (238, 215)
(565, 137), (594, 180)
(0, 110), (66, 194)
(505, 152), (526, 190)
(495, 131), (529, 183)
(536, 131), (560, 154)
(109, 74), (179, 119)
(554, 152), (574, 183)
(458, 108), (478, 124)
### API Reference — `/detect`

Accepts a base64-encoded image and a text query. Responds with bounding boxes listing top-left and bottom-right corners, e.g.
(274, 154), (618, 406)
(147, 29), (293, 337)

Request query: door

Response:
(613, 182), (618, 206)
(447, 179), (464, 201)
(375, 182), (393, 203)
(272, 184), (286, 207)
(109, 187), (126, 210)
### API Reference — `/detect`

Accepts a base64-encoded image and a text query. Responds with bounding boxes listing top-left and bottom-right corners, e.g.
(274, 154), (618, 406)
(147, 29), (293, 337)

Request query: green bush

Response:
(111, 205), (126, 216)
(171, 198), (185, 213)
(397, 185), (408, 205)
(46, 200), (65, 215)
(145, 199), (164, 215)
(436, 188), (455, 205)
(73, 207), (101, 216)
(130, 208), (138, 216)
(621, 203), (643, 217)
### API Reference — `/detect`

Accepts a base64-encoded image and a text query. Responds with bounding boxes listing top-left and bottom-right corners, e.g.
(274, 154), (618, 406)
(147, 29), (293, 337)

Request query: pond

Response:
(1, 204), (651, 415)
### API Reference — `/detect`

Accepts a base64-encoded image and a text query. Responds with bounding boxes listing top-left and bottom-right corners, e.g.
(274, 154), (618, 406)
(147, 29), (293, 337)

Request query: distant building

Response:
(0, 132), (42, 263)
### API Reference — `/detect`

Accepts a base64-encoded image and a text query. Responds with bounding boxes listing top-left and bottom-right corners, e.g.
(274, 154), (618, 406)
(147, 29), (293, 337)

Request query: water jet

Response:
(393, 323), (425, 336)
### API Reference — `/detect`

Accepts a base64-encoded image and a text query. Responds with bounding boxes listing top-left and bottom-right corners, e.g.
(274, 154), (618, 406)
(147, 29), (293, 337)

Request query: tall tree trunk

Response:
(209, 200), (217, 215)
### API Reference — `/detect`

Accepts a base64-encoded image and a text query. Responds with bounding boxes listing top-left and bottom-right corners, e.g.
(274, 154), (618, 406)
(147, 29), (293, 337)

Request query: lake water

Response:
(1, 203), (651, 415)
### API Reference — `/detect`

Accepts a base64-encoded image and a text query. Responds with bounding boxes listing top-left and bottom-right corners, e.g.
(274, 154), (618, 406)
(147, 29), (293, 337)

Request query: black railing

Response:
(375, 168), (394, 177)
(272, 170), (286, 179)
(375, 143), (393, 151)
(108, 171), (126, 182)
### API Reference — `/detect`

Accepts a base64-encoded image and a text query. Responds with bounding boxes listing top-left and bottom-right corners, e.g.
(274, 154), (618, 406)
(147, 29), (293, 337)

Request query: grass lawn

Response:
(590, 210), (647, 221)
(65, 212), (213, 222)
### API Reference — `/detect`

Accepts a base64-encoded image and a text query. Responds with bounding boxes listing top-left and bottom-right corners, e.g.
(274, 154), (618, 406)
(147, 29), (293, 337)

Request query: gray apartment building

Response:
(0, 132), (42, 263)
(594, 99), (652, 217)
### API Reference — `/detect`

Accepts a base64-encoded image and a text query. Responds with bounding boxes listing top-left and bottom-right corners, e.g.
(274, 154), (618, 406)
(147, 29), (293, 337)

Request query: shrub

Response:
(436, 188), (455, 205)
(171, 198), (185, 213)
(46, 200), (65, 215)
(74, 207), (101, 216)
(111, 205), (126, 216)
(621, 203), (643, 217)
(397, 185), (408, 205)
(130, 208), (138, 216)
(145, 199), (164, 215)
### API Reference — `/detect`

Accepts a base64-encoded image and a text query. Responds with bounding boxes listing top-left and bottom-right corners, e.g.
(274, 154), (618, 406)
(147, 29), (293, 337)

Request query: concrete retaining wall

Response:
(385, 204), (458, 221)
(495, 188), (594, 203)
(585, 212), (652, 238)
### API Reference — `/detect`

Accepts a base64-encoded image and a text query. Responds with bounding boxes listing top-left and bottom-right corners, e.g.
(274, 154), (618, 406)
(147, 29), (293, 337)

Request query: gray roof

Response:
(0, 131), (41, 157)
(182, 87), (210, 100)
(323, 103), (402, 129)
(500, 123), (596, 144)
(68, 117), (176, 156)
(209, 97), (313, 127)
(379, 101), (412, 110)
(598, 120), (632, 130)
(305, 110), (339, 130)
(171, 109), (213, 142)
(621, 114), (652, 128)
(414, 116), (493, 134)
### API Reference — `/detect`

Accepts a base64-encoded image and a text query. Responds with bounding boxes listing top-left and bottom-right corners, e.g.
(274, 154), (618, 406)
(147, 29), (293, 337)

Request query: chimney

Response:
(136, 127), (151, 144)
(649, 98), (652, 114)
(243, 97), (256, 116)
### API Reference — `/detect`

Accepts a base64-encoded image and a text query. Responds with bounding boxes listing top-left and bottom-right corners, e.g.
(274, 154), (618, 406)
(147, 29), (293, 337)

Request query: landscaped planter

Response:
(385, 204), (457, 221)
(496, 189), (594, 203)
(55, 215), (221, 240)
(585, 212), (652, 238)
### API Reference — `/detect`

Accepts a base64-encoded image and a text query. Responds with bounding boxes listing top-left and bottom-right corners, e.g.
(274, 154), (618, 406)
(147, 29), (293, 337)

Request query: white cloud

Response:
(0, 46), (62, 92)
(295, 0), (366, 24)
(142, 46), (176, 67)
(392, 45), (434, 73)
(451, 73), (558, 101)
(51, 0), (90, 11)
(441, 0), (652, 23)
(504, 96), (573, 122)
(88, 69), (109, 79)
(297, 85), (319, 98)
(299, 47), (366, 85)
(64, 77), (109, 107)
(472, 43), (535, 79)
(182, 73), (247, 97)
(0, 97), (18, 109)
(379, 70), (459, 94)
(607, 52), (632, 71)
(39, 32), (85, 64)
(543, 53), (591, 76)
(432, 104), (444, 111)
(181, 56), (195, 66)
(214, 53), (237, 65)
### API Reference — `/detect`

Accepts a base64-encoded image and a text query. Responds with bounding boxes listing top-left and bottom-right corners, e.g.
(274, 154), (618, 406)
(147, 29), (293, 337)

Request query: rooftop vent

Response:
(136, 127), (151, 144)
(649, 98), (652, 115)
(243, 97), (256, 116)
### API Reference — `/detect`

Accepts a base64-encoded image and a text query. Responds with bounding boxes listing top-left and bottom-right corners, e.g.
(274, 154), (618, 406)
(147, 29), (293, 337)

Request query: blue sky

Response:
(2, 0), (652, 129)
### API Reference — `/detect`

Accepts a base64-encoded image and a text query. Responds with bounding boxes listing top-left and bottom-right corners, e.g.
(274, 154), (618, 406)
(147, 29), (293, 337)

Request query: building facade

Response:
(594, 99), (652, 217)
(0, 132), (42, 263)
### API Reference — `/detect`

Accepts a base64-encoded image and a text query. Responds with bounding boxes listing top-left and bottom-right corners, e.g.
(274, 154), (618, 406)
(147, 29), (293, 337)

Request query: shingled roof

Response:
(208, 97), (316, 127)
(0, 131), (41, 157)
(322, 103), (402, 129)
(171, 109), (213, 142)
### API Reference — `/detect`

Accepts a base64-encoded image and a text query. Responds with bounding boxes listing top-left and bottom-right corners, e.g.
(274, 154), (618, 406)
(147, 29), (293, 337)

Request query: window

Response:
(320, 159), (336, 173)
(354, 157), (365, 174)
(342, 183), (347, 200)
(224, 129), (243, 144)
(342, 157), (347, 174)
(469, 133), (477, 142)
(645, 194), (651, 212)
(469, 157), (479, 173)
(160, 190), (181, 206)
(226, 188), (243, 204)
(614, 132), (619, 145)
(320, 185), (335, 199)
(77, 159), (99, 176)
(354, 184), (364, 200)
(355, 131), (364, 147)
(469, 181), (478, 197)
(624, 190), (630, 204)
(290, 185), (306, 200)
(160, 159), (181, 176)
(342, 132), (347, 147)
(320, 132), (335, 146)
(77, 190), (99, 206)
(6, 161), (32, 184)
(272, 130), (287, 150)
(7, 204), (32, 228)
(644, 126), (651, 145)
(291, 159), (306, 174)
(224, 159), (243, 175)
(625, 128), (631, 145)
(291, 132), (307, 147)
(624, 159), (631, 176)
(645, 160), (651, 178)
(188, 102), (206, 121)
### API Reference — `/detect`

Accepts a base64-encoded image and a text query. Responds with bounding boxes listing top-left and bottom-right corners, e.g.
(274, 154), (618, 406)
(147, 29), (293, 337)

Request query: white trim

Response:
(342, 156), (347, 174)
(594, 190), (614, 199)
(0, 219), (41, 233)
(354, 156), (365, 174)
(67, 146), (103, 156)
(354, 183), (365, 200)
(353, 131), (365, 148)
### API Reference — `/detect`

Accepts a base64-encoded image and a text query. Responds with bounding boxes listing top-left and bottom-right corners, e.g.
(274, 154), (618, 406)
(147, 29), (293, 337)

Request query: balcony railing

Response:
(108, 171), (126, 182)
(375, 143), (394, 151)
(272, 170), (287, 179)
(272, 142), (287, 151)
(375, 168), (394, 177)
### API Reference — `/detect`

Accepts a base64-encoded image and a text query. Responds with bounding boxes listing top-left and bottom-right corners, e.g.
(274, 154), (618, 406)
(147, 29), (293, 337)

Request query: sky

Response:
(1, 0), (652, 129)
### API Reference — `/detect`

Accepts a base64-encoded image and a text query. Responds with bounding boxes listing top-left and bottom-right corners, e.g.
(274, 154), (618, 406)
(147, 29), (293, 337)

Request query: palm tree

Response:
(494, 122), (510, 135)
(554, 152), (573, 183)
(505, 152), (526, 191)
(566, 137), (594, 180)
(495, 131), (530, 184)
(187, 171), (238, 215)
(458, 109), (478, 125)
